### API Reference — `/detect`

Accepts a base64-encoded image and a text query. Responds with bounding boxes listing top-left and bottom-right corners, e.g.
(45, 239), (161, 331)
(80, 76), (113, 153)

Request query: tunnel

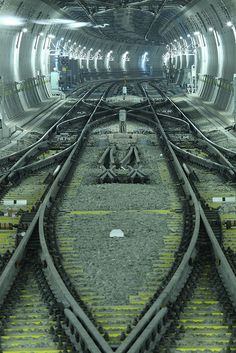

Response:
(0, 0), (235, 126)
(1, 1), (236, 353)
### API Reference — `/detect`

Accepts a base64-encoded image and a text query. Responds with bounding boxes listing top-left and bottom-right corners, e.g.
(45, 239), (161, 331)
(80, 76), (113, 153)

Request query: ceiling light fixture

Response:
(34, 19), (75, 25)
(68, 22), (91, 28)
(0, 16), (25, 26)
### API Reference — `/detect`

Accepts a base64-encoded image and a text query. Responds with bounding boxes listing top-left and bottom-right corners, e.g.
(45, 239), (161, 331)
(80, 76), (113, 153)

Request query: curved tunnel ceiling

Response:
(0, 0), (236, 116)
(42, 0), (193, 45)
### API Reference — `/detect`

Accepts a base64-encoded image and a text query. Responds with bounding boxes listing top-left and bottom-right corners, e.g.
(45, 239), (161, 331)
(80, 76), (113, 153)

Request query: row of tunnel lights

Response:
(17, 29), (130, 57)
(162, 21), (236, 79)
(14, 27), (133, 69)
(3, 14), (235, 41)
(167, 20), (235, 51)
(5, 16), (132, 72)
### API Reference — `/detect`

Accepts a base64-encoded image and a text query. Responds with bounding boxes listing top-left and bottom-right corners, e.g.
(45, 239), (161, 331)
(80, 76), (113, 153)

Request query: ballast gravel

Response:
(55, 122), (183, 305)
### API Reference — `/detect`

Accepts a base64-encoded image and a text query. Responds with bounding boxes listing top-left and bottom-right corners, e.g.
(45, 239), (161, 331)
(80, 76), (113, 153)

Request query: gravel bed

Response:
(192, 164), (236, 213)
(61, 184), (170, 211)
(57, 212), (169, 304)
(55, 121), (183, 306)
(170, 96), (236, 151)
(0, 133), (40, 158)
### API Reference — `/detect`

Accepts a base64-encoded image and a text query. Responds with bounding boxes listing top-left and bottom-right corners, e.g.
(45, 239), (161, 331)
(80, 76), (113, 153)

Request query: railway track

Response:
(52, 113), (184, 347)
(157, 243), (236, 352)
(134, 82), (236, 352)
(0, 80), (118, 267)
(0, 81), (121, 179)
(0, 80), (132, 353)
(0, 240), (71, 353)
(1, 78), (236, 353)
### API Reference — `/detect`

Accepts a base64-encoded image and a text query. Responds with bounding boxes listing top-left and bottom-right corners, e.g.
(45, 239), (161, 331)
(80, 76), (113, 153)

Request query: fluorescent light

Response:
(48, 34), (55, 39)
(227, 21), (233, 27)
(0, 16), (25, 26)
(194, 31), (200, 35)
(34, 19), (75, 25)
(208, 27), (214, 32)
(39, 32), (44, 36)
(22, 28), (28, 33)
(68, 22), (92, 28)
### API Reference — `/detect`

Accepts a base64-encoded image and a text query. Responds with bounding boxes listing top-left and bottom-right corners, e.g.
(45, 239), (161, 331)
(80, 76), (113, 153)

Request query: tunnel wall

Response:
(1, 0), (235, 122)
(161, 0), (236, 113)
(0, 0), (164, 123)
(0, 0), (59, 123)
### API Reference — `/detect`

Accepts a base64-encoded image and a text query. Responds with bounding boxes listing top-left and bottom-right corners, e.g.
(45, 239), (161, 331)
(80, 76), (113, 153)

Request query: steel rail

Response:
(4, 79), (236, 353)
(200, 204), (236, 310)
(0, 207), (40, 305)
(148, 83), (236, 172)
(117, 82), (236, 353)
(157, 112), (190, 129)
(0, 82), (107, 183)
(170, 140), (235, 179)
(149, 82), (236, 159)
(0, 80), (119, 353)
(38, 84), (117, 353)
(115, 82), (201, 353)
(7, 109), (118, 181)
(0, 108), (119, 300)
